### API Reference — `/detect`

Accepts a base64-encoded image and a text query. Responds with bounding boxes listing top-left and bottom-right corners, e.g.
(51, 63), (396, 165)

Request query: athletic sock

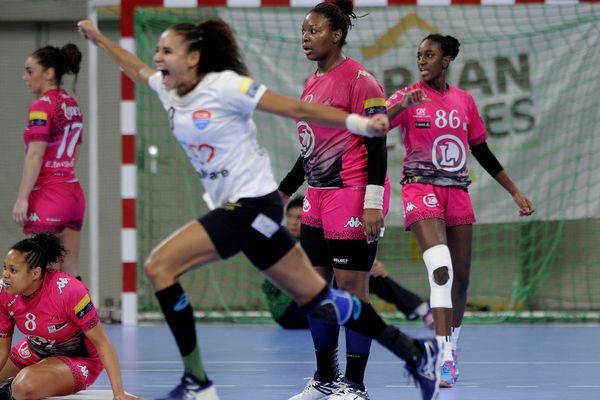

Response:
(156, 283), (207, 383)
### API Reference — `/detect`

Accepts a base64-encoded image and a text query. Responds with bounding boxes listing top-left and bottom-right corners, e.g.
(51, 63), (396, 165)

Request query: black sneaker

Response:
(156, 374), (218, 400)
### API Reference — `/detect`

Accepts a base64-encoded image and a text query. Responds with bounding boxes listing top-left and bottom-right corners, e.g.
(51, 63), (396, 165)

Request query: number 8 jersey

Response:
(23, 89), (83, 188)
(387, 81), (487, 190)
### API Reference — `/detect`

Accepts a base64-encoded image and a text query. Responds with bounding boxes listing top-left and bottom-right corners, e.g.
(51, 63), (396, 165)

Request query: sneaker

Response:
(157, 374), (219, 400)
(422, 308), (435, 330)
(439, 360), (456, 388)
(328, 382), (370, 400)
(405, 338), (441, 400)
(288, 374), (346, 400)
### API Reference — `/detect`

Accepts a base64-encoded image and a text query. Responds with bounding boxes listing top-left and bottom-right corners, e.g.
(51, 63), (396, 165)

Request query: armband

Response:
(364, 184), (384, 210)
(470, 141), (504, 178)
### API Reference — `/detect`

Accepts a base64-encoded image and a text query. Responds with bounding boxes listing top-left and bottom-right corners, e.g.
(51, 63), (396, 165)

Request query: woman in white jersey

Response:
(77, 19), (441, 400)
(386, 34), (534, 388)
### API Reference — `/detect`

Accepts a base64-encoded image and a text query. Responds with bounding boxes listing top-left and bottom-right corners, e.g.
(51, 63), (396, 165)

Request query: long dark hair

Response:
(31, 43), (82, 91)
(10, 233), (65, 274)
(169, 19), (249, 76)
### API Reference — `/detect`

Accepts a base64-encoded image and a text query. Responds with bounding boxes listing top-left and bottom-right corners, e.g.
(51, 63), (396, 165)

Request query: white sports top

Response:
(149, 70), (278, 206)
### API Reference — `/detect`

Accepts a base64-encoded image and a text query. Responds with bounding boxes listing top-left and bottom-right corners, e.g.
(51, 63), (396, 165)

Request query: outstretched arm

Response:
(84, 323), (143, 400)
(77, 19), (155, 86)
(257, 90), (389, 138)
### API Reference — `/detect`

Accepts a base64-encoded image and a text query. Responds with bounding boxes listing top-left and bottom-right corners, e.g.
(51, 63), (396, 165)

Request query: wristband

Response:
(345, 114), (371, 137)
(364, 184), (384, 210)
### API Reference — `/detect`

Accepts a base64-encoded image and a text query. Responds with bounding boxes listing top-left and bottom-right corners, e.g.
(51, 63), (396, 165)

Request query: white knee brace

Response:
(423, 244), (453, 309)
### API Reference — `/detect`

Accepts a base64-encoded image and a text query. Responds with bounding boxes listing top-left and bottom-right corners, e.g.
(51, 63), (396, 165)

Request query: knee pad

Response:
(423, 244), (453, 308)
(304, 288), (359, 325)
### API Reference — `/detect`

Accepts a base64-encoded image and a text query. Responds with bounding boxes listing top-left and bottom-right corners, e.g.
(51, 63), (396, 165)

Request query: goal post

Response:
(121, 0), (600, 325)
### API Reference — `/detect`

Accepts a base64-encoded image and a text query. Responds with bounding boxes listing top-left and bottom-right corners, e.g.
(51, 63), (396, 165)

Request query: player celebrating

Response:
(78, 17), (441, 400)
(387, 34), (534, 387)
(13, 44), (86, 278)
(0, 234), (140, 400)
(279, 2), (391, 398)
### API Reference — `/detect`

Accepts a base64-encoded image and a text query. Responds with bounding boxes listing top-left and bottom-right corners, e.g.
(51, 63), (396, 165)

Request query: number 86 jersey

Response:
(24, 89), (83, 188)
(387, 81), (488, 190)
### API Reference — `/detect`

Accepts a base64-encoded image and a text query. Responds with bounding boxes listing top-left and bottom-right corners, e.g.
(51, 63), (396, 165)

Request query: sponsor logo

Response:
(432, 134), (466, 172)
(197, 169), (229, 180)
(79, 365), (89, 379)
(28, 213), (40, 222)
(56, 277), (70, 294)
(45, 160), (75, 169)
(423, 194), (439, 208)
(61, 103), (81, 120)
(302, 197), (311, 213)
(303, 93), (314, 103)
(40, 96), (51, 104)
(405, 202), (418, 212)
(188, 143), (215, 164)
(333, 257), (349, 265)
(415, 108), (428, 117)
(297, 121), (315, 158)
(18, 341), (31, 359)
(7, 298), (16, 307)
(415, 121), (431, 128)
(356, 69), (372, 79)
(28, 110), (48, 127)
(343, 217), (363, 228)
(192, 110), (211, 130)
(48, 321), (68, 333)
(174, 294), (190, 312)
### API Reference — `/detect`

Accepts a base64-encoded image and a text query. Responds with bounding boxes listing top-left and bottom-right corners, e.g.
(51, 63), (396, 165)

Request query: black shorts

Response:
(199, 191), (296, 270)
(300, 224), (378, 272)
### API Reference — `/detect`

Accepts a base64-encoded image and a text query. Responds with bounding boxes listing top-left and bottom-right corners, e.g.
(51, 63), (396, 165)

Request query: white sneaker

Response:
(288, 376), (346, 400)
(328, 383), (370, 400)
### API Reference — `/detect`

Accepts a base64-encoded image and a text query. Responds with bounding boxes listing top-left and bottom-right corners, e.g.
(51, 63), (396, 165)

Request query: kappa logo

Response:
(406, 202), (418, 212)
(344, 217), (363, 228)
(79, 365), (89, 379)
(56, 277), (70, 294)
(27, 213), (40, 222)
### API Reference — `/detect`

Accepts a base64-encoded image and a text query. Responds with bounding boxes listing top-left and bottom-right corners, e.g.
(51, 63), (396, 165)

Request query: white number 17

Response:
(57, 122), (82, 159)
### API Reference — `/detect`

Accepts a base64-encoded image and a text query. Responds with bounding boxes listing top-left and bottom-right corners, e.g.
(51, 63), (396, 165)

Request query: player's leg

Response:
(144, 219), (222, 400)
(60, 228), (81, 277)
(1, 358), (74, 399)
(443, 187), (476, 385)
(262, 245), (441, 400)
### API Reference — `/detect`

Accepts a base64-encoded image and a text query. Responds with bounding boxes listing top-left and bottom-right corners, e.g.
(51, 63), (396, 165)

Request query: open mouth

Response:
(160, 69), (170, 83)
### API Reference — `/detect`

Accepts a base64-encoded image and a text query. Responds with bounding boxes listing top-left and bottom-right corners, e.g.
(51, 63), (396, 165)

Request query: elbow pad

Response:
(470, 141), (503, 178)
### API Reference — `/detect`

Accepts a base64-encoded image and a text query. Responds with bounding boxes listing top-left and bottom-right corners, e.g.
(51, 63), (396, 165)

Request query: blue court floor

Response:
(88, 323), (600, 400)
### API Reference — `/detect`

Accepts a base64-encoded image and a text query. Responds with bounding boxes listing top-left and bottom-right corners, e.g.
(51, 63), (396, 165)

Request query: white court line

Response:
(507, 385), (539, 388)
(568, 385), (600, 388)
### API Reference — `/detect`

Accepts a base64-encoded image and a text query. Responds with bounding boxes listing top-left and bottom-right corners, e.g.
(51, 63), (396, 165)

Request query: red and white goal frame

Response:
(116, 0), (587, 325)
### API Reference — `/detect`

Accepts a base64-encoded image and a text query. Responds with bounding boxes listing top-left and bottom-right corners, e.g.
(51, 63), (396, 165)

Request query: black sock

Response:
(345, 352), (369, 389)
(155, 284), (207, 382)
(314, 347), (340, 381)
(377, 326), (420, 363)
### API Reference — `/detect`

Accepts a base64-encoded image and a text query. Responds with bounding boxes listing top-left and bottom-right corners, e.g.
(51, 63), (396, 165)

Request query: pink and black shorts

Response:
(24, 182), (86, 234)
(9, 337), (103, 392)
(401, 183), (475, 230)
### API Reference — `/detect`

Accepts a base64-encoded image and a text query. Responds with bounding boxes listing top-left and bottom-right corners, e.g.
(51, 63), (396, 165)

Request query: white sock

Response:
(451, 326), (461, 352)
(414, 302), (430, 318)
(436, 335), (453, 362)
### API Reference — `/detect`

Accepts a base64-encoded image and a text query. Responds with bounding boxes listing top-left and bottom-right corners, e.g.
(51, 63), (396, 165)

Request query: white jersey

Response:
(149, 70), (278, 206)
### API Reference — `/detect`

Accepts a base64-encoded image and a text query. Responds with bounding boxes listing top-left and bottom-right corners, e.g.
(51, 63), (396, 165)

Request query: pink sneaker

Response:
(452, 350), (459, 382)
(439, 359), (456, 388)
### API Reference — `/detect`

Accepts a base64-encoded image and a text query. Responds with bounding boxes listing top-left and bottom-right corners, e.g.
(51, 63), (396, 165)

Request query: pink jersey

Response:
(298, 58), (386, 187)
(24, 89), (83, 187)
(0, 271), (100, 359)
(387, 81), (487, 189)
